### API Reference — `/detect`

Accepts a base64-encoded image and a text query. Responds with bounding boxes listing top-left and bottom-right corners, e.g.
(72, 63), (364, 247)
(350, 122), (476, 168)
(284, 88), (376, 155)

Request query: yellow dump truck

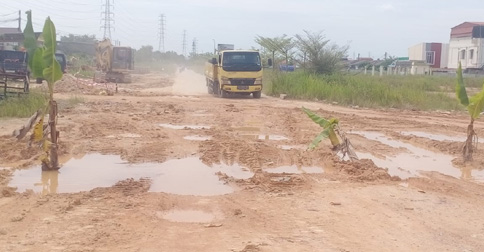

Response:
(205, 45), (271, 98)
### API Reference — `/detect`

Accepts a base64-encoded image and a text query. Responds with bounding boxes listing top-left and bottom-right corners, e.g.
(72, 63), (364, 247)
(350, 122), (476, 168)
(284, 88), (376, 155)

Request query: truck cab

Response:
(206, 46), (269, 99)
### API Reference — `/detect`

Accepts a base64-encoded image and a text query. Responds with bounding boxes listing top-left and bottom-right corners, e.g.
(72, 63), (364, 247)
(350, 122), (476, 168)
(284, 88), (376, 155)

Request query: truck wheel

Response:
(207, 79), (213, 94)
(220, 89), (228, 98)
(212, 82), (219, 97)
(253, 91), (261, 99)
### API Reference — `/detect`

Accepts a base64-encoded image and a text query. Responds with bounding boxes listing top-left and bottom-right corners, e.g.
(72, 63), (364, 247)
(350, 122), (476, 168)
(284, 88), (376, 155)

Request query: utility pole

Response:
(158, 14), (165, 52)
(101, 0), (114, 40)
(182, 30), (187, 56)
(192, 38), (197, 56)
(18, 10), (21, 32)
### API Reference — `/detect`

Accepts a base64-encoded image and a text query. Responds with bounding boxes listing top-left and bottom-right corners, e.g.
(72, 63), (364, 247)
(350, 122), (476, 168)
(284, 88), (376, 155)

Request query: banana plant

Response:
(302, 107), (358, 161)
(23, 12), (63, 170)
(456, 62), (484, 161)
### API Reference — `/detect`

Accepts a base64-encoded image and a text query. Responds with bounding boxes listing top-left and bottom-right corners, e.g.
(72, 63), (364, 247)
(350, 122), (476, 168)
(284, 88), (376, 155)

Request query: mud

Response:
(1, 70), (484, 251)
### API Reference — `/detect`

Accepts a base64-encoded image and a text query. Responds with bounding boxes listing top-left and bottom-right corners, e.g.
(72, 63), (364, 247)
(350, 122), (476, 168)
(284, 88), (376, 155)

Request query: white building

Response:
(408, 42), (449, 69)
(448, 22), (484, 70)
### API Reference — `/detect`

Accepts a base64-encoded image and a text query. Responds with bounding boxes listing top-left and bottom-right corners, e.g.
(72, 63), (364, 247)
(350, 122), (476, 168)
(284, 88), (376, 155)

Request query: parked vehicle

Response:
(35, 52), (67, 83)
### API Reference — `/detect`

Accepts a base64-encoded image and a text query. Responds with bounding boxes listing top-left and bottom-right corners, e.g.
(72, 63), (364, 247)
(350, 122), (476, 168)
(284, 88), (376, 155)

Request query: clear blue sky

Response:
(1, 0), (483, 59)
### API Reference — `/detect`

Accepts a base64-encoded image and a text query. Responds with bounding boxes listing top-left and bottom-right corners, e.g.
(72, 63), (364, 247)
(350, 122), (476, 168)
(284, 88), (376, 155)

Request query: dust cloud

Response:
(170, 69), (207, 96)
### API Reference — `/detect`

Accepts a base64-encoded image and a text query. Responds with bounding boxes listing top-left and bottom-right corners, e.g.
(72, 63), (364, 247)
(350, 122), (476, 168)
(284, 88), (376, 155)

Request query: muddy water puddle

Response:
(233, 126), (289, 141)
(352, 131), (484, 182)
(159, 123), (211, 130)
(106, 133), (141, 138)
(277, 145), (307, 150)
(183, 135), (212, 141)
(400, 131), (467, 142)
(158, 209), (217, 223)
(9, 154), (253, 196)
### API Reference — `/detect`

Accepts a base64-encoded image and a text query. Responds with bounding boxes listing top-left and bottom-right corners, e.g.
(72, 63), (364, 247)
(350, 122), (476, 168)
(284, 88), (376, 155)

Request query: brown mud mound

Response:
(335, 158), (399, 181)
(90, 178), (151, 196)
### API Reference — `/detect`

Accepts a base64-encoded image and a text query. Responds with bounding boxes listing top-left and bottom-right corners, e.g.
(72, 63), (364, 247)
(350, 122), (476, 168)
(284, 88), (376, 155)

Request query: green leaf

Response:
(31, 48), (44, 78)
(43, 60), (62, 92)
(468, 84), (484, 119)
(302, 107), (330, 128)
(309, 129), (330, 150)
(23, 11), (37, 71)
(41, 17), (63, 86)
(456, 62), (469, 106)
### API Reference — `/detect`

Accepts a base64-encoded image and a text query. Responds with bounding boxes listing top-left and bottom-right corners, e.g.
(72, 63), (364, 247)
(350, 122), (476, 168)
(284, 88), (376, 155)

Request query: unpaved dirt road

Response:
(1, 70), (484, 252)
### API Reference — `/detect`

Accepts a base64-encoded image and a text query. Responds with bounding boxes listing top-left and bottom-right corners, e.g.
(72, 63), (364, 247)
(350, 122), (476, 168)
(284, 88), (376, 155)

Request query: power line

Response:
(158, 14), (165, 52)
(101, 0), (114, 40)
(0, 11), (18, 17)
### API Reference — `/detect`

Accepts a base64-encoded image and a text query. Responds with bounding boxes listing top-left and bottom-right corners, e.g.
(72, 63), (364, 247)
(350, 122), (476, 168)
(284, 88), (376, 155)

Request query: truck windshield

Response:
(222, 51), (261, 72)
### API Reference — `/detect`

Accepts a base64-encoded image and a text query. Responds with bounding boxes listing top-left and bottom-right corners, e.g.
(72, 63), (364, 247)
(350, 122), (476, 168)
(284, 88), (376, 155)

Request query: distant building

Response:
(394, 60), (430, 75)
(408, 43), (448, 69)
(448, 22), (484, 70)
(0, 27), (22, 50)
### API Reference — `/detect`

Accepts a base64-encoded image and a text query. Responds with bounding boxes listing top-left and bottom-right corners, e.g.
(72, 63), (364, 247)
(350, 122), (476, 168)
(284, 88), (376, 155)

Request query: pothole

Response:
(159, 123), (211, 130)
(351, 131), (484, 182)
(183, 135), (212, 141)
(257, 135), (289, 141)
(400, 131), (467, 142)
(277, 145), (307, 150)
(106, 133), (141, 138)
(233, 126), (289, 141)
(9, 154), (253, 196)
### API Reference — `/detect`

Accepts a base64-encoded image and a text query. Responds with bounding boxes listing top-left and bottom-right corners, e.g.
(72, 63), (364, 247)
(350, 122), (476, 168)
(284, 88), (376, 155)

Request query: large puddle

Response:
(9, 154), (253, 196)
(400, 131), (467, 142)
(352, 131), (484, 182)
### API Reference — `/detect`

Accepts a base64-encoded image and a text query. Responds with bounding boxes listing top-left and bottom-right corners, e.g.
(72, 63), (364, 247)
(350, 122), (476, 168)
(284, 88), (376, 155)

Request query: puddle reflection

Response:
(9, 154), (253, 196)
(352, 131), (484, 182)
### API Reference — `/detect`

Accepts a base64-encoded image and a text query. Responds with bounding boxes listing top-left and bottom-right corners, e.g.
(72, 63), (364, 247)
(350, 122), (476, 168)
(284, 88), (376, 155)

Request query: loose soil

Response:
(0, 70), (483, 252)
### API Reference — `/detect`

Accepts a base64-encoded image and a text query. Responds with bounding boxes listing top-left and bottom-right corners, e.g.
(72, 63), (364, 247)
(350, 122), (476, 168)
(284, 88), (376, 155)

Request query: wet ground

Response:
(1, 70), (484, 251)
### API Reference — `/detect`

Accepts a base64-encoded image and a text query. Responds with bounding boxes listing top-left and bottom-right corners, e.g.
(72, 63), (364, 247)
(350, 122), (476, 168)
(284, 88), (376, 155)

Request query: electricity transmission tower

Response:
(182, 30), (187, 56)
(192, 38), (197, 55)
(101, 0), (114, 40)
(158, 14), (166, 52)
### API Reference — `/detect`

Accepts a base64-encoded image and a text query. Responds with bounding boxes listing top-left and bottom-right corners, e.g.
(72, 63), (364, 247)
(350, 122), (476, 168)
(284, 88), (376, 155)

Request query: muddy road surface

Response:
(1, 70), (484, 252)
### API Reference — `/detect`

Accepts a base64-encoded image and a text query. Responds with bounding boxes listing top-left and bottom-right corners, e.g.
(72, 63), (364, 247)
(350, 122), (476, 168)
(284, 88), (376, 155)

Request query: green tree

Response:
(255, 35), (295, 68)
(135, 45), (154, 62)
(295, 30), (348, 74)
(60, 34), (96, 43)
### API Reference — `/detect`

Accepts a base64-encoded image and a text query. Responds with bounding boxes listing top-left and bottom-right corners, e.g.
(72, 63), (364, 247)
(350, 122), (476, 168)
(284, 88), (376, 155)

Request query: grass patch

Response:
(265, 71), (476, 111)
(58, 95), (85, 111)
(0, 91), (47, 118)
